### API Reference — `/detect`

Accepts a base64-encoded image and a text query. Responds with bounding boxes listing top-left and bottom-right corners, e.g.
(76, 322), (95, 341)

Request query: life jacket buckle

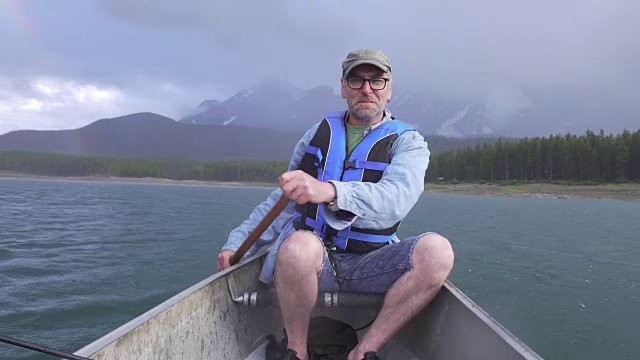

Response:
(321, 224), (338, 237)
(344, 160), (356, 169)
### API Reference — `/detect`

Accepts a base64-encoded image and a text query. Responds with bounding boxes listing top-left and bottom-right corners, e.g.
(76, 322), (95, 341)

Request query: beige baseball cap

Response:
(341, 48), (391, 78)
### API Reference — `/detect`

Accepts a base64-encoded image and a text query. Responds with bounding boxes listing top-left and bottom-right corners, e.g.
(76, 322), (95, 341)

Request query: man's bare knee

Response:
(412, 233), (455, 281)
(276, 230), (324, 271)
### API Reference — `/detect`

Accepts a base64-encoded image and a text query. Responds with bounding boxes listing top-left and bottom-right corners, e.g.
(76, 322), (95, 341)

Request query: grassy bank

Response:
(426, 182), (640, 201)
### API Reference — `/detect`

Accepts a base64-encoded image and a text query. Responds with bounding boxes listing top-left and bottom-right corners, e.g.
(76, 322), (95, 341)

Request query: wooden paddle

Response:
(229, 194), (290, 266)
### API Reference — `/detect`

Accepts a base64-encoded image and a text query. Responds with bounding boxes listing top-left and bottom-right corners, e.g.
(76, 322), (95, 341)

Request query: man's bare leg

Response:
(275, 231), (324, 360)
(347, 233), (455, 360)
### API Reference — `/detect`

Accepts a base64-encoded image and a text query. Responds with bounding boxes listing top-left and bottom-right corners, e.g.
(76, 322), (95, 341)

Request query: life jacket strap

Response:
(306, 145), (324, 180)
(294, 212), (395, 245)
(306, 146), (323, 164)
(343, 159), (389, 172)
(299, 215), (338, 237)
(336, 230), (395, 243)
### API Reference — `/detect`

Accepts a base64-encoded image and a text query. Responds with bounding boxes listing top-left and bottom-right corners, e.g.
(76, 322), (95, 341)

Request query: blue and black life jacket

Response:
(293, 111), (415, 252)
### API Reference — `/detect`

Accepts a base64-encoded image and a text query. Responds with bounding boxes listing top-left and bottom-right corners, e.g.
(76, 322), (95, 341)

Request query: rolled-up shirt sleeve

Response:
(220, 123), (321, 256)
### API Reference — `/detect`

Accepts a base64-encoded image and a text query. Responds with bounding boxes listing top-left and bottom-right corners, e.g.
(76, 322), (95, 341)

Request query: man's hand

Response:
(279, 170), (336, 205)
(218, 249), (235, 271)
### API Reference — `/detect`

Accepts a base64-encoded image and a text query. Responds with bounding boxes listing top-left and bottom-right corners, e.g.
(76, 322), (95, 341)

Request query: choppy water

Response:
(0, 178), (639, 359)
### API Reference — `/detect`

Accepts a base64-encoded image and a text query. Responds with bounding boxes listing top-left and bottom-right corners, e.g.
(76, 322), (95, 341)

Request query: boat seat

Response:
(234, 289), (384, 309)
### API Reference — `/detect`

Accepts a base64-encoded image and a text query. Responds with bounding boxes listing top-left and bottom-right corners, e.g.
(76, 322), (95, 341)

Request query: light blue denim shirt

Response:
(220, 109), (430, 284)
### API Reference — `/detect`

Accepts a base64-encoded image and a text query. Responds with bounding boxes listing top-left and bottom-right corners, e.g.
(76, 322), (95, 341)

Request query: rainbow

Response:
(2, 1), (44, 51)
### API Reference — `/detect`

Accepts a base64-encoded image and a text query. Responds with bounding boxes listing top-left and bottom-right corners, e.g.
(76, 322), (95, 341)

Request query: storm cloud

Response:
(0, 0), (638, 134)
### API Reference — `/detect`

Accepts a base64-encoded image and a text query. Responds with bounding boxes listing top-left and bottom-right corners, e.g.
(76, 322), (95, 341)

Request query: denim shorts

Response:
(317, 234), (426, 294)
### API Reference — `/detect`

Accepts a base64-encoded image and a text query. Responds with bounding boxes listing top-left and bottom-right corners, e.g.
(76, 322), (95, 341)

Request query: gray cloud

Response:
(100, 0), (358, 89)
(101, 0), (640, 97)
(1, 0), (638, 134)
(102, 0), (355, 48)
(590, 1), (640, 88)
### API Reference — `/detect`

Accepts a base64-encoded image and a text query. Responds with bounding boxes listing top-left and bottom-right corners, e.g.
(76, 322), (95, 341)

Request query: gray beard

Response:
(350, 107), (383, 125)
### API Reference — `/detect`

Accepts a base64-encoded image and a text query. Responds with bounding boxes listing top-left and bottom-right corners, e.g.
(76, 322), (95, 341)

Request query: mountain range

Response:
(1, 78), (636, 162)
(0, 112), (494, 162)
(181, 79), (639, 138)
(0, 113), (301, 162)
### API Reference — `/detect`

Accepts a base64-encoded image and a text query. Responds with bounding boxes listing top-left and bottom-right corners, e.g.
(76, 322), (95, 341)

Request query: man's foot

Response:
(282, 348), (312, 360)
(282, 348), (301, 360)
(362, 352), (380, 360)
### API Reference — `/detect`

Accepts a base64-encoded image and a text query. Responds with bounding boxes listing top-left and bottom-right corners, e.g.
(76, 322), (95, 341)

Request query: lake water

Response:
(0, 178), (639, 360)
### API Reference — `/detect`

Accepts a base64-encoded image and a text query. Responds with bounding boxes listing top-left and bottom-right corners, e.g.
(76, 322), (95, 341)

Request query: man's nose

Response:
(360, 81), (374, 94)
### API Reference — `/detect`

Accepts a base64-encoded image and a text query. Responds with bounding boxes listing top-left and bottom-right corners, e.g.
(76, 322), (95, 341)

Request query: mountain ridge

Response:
(0, 112), (503, 162)
(179, 79), (639, 138)
(0, 112), (302, 161)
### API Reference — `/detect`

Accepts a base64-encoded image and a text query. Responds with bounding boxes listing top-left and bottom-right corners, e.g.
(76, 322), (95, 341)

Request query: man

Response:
(218, 48), (454, 360)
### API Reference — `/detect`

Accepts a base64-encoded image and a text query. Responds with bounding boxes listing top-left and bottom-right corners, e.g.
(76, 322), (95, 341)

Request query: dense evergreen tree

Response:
(0, 151), (288, 183)
(1, 128), (638, 184)
(426, 129), (640, 183)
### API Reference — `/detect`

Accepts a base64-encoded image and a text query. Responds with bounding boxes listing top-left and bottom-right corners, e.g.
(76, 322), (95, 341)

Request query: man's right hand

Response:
(279, 170), (336, 205)
(217, 249), (236, 271)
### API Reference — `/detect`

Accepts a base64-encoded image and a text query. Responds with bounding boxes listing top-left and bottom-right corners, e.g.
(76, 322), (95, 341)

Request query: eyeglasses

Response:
(345, 77), (389, 90)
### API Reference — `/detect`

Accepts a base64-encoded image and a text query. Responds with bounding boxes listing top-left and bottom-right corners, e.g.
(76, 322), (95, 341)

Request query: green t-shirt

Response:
(345, 122), (369, 158)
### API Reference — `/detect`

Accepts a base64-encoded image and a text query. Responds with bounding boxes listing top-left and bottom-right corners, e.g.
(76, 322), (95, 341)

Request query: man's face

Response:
(341, 64), (392, 126)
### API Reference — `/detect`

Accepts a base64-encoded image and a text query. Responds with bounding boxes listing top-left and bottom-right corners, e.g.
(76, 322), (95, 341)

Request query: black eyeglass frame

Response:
(344, 77), (390, 90)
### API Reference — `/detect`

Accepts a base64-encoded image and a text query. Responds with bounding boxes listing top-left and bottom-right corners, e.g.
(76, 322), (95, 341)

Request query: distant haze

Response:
(0, 0), (638, 135)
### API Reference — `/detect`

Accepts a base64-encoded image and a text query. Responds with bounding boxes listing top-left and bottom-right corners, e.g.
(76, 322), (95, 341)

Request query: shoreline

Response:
(0, 171), (278, 189)
(426, 182), (640, 201)
(2, 171), (639, 201)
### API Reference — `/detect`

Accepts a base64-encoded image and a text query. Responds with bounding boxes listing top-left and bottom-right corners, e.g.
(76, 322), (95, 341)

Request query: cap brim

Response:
(343, 60), (390, 77)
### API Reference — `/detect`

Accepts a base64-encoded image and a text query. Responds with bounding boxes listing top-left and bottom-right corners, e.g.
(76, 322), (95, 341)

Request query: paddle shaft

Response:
(0, 334), (91, 360)
(229, 194), (290, 266)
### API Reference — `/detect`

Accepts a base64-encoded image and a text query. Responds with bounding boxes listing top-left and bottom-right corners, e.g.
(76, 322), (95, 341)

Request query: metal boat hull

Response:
(75, 250), (541, 359)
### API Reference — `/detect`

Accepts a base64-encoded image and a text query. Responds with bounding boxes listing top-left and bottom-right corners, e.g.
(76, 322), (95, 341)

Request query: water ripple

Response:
(1, 178), (639, 360)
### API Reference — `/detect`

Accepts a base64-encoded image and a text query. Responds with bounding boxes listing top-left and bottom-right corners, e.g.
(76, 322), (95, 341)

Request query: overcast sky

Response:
(0, 0), (638, 134)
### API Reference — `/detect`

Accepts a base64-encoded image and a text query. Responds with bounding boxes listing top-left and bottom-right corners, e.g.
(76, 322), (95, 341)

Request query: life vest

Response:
(293, 111), (415, 252)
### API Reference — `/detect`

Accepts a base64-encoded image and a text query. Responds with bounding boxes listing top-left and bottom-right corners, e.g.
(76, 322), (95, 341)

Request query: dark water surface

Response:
(1, 178), (638, 359)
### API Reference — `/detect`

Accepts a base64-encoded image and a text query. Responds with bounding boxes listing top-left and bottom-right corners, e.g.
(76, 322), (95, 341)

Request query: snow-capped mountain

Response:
(180, 78), (322, 132)
(388, 91), (492, 137)
(180, 79), (639, 138)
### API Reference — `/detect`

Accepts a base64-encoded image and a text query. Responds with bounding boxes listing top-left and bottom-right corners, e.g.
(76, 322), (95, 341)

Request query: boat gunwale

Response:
(74, 249), (269, 357)
(442, 281), (542, 359)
